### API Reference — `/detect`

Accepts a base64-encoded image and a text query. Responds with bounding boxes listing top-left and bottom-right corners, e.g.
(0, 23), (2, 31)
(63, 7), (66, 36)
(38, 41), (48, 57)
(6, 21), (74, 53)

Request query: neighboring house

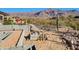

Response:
(15, 17), (25, 25)
(4, 16), (27, 25)
(0, 11), (9, 23)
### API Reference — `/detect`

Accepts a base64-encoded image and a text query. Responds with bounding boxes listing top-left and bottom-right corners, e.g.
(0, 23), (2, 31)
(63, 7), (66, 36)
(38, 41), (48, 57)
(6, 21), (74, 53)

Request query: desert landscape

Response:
(0, 8), (79, 50)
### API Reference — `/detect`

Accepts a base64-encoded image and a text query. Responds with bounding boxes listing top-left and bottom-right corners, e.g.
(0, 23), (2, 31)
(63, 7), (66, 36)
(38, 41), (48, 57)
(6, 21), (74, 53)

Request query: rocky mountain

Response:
(8, 12), (34, 17)
(7, 9), (79, 17)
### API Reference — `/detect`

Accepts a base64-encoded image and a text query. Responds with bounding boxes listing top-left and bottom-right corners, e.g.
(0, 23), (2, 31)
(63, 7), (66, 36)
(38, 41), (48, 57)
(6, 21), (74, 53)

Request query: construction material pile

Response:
(61, 31), (79, 50)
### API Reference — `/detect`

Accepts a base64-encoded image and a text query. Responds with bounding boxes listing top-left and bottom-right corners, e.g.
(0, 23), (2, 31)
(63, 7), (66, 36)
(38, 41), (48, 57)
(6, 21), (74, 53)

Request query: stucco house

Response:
(0, 11), (9, 23)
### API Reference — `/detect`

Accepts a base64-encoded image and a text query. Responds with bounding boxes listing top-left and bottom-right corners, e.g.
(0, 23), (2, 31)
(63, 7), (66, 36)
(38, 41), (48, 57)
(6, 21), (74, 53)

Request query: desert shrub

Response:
(26, 16), (79, 31)
(27, 18), (56, 26)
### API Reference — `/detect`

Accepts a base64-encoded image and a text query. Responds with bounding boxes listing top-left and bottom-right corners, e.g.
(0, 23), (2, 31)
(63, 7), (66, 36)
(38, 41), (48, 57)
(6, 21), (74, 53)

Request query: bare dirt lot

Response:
(0, 30), (22, 49)
(0, 30), (68, 50)
(24, 31), (67, 50)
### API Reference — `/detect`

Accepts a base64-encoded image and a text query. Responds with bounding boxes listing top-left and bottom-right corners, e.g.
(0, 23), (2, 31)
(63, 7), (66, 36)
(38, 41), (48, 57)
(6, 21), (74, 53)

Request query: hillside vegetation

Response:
(27, 15), (79, 30)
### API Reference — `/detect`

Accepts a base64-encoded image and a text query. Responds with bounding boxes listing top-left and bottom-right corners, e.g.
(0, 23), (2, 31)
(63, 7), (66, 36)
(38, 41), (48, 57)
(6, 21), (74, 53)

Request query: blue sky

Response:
(0, 8), (79, 12)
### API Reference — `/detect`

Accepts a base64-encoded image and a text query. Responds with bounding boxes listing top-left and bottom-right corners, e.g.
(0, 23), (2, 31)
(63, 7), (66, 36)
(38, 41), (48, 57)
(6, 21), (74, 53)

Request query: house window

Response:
(4, 17), (7, 20)
(0, 16), (3, 20)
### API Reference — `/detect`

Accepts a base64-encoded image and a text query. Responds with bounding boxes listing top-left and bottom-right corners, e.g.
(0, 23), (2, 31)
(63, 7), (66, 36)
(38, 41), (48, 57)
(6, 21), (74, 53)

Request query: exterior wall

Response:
(0, 25), (30, 31)
(4, 16), (13, 20)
